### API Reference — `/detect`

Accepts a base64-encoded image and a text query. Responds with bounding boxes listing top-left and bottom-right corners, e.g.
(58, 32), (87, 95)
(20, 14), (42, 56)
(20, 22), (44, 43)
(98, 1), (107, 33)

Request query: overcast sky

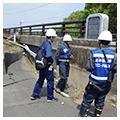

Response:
(3, 3), (85, 28)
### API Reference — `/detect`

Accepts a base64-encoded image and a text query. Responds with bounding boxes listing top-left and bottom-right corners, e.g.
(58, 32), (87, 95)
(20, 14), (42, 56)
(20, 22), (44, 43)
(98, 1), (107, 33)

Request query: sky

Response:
(3, 3), (85, 28)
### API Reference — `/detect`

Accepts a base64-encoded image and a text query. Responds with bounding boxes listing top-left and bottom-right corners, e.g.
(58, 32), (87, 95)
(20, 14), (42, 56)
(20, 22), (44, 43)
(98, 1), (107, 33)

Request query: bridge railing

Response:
(3, 20), (86, 38)
(3, 20), (117, 52)
(111, 33), (117, 52)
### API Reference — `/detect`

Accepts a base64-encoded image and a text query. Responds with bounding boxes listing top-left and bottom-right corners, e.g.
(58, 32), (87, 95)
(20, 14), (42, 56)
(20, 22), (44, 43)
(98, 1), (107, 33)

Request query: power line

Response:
(23, 12), (70, 24)
(4, 3), (52, 14)
(3, 13), (69, 28)
(4, 3), (30, 12)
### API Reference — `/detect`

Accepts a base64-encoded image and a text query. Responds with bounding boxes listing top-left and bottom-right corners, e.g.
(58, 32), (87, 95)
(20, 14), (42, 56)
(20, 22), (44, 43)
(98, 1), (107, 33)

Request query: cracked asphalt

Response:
(3, 55), (79, 117)
(3, 55), (117, 117)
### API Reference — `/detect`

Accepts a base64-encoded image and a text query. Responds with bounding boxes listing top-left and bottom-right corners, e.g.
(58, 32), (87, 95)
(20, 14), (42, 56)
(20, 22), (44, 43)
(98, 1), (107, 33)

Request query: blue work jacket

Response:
(36, 40), (53, 64)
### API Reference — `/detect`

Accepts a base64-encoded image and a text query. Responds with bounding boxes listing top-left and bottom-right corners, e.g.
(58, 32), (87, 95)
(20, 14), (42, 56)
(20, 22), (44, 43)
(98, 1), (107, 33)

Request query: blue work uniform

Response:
(56, 43), (71, 91)
(33, 40), (54, 100)
(81, 47), (117, 110)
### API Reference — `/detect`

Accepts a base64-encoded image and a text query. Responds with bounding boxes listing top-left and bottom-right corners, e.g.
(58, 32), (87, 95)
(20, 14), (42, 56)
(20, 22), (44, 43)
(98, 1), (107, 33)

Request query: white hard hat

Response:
(45, 29), (57, 37)
(97, 30), (112, 42)
(63, 34), (72, 41)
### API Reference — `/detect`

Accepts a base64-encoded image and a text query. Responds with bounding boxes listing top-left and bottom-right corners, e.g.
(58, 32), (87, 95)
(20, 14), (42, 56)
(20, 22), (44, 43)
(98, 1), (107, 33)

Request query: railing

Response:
(111, 33), (117, 52)
(3, 20), (117, 52)
(3, 20), (86, 38)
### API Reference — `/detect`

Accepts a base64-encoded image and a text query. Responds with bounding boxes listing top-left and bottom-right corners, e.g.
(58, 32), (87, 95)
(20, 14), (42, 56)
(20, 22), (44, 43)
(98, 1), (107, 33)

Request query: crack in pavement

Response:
(4, 100), (47, 109)
(3, 77), (34, 87)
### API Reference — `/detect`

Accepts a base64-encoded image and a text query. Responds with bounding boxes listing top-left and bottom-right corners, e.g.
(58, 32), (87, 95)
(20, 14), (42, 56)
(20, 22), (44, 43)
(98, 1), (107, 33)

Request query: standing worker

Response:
(78, 30), (117, 117)
(55, 34), (74, 92)
(31, 29), (58, 102)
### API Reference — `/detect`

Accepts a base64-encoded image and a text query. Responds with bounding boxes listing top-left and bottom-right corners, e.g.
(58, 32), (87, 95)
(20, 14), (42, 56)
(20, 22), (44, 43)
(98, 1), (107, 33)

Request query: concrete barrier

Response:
(18, 35), (99, 48)
(3, 50), (23, 74)
(18, 35), (98, 67)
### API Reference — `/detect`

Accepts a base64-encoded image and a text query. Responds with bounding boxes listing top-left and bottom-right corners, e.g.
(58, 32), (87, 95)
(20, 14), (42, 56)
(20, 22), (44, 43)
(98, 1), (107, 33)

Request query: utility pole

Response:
(20, 22), (22, 27)
(20, 22), (22, 35)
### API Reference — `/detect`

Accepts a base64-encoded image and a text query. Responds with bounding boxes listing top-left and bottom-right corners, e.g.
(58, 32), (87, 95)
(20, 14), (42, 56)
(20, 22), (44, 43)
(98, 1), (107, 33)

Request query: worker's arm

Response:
(112, 53), (117, 73)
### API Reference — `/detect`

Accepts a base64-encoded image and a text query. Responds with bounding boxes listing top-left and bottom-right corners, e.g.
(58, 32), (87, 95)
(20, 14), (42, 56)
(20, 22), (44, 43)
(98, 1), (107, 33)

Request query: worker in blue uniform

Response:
(78, 30), (117, 117)
(55, 34), (74, 92)
(31, 29), (58, 102)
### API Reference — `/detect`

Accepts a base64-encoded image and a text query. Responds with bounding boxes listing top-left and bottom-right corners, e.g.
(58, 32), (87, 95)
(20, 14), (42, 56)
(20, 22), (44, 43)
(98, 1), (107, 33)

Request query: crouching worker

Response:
(78, 31), (117, 117)
(55, 34), (74, 92)
(31, 29), (58, 102)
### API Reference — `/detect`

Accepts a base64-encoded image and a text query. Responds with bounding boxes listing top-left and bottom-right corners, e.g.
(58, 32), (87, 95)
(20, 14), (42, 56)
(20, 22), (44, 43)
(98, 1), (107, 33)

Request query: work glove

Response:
(68, 55), (74, 59)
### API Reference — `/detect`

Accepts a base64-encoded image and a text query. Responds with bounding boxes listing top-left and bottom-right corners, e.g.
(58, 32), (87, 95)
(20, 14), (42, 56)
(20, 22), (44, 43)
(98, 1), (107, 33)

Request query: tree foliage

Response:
(64, 3), (117, 33)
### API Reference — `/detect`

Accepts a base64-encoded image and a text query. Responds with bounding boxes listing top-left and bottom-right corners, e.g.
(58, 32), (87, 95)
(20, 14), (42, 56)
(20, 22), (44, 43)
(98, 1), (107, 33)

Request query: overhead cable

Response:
(4, 3), (52, 14)
(4, 3), (30, 12)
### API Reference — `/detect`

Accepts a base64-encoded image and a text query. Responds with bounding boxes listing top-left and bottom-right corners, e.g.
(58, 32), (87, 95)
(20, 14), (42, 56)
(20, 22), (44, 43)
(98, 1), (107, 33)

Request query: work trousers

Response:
(56, 62), (70, 91)
(82, 81), (111, 109)
(33, 65), (54, 100)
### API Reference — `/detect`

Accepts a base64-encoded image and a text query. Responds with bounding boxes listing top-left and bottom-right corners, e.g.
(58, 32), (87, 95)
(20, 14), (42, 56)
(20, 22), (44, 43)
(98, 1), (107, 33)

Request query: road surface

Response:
(3, 55), (117, 117)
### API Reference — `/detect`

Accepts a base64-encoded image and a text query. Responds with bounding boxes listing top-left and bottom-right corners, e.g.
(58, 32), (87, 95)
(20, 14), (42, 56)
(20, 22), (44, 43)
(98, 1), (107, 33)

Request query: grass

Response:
(111, 98), (117, 104)
(3, 38), (21, 50)
(70, 86), (84, 101)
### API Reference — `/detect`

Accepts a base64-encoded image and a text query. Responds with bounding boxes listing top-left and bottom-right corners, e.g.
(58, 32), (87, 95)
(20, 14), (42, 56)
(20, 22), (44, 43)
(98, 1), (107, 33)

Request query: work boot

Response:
(94, 107), (102, 117)
(78, 105), (89, 117)
(47, 97), (58, 103)
(30, 94), (40, 100)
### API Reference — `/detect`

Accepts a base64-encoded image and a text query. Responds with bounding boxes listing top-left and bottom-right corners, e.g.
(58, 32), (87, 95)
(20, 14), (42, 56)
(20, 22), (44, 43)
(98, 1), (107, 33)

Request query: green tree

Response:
(84, 3), (117, 33)
(64, 3), (117, 34)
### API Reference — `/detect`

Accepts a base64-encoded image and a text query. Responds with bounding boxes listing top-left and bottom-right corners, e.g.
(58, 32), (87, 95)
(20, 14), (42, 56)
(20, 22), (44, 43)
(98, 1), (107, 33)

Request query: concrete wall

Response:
(18, 35), (115, 68)
(18, 35), (117, 93)
(18, 35), (98, 68)
(3, 50), (23, 74)
(18, 35), (99, 49)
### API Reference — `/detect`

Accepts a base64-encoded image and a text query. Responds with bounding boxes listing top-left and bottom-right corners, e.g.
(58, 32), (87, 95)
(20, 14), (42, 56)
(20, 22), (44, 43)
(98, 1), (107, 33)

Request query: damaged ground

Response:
(3, 39), (117, 117)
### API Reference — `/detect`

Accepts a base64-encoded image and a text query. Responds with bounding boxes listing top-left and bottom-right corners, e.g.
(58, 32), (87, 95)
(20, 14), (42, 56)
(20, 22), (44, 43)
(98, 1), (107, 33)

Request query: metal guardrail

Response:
(3, 20), (86, 38)
(111, 33), (117, 52)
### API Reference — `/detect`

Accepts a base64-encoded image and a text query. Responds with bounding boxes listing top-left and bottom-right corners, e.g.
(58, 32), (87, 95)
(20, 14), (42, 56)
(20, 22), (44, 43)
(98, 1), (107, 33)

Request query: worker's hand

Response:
(48, 62), (53, 66)
(48, 65), (53, 71)
(70, 55), (74, 59)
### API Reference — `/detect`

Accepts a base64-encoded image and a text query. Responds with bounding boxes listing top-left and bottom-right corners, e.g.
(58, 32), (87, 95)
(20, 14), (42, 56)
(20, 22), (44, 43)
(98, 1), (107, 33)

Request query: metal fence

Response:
(3, 20), (86, 38)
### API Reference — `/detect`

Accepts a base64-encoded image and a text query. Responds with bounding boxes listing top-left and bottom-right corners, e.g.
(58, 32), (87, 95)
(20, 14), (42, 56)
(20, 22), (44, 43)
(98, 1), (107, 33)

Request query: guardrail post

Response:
(79, 22), (85, 38)
(20, 27), (22, 35)
(42, 25), (45, 36)
(29, 27), (32, 35)
(61, 23), (65, 37)
(115, 34), (117, 53)
(14, 28), (16, 34)
(8, 29), (10, 34)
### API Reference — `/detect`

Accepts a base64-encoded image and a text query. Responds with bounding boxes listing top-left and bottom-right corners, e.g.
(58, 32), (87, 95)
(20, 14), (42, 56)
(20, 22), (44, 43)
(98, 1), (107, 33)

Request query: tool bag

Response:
(35, 48), (47, 70)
